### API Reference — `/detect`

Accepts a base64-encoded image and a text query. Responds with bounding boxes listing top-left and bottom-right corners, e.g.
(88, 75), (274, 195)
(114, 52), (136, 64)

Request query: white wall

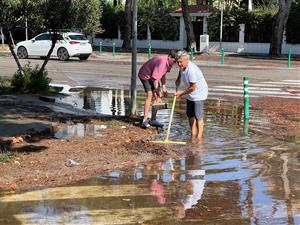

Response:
(91, 37), (183, 50)
(209, 42), (300, 55)
(90, 37), (300, 55)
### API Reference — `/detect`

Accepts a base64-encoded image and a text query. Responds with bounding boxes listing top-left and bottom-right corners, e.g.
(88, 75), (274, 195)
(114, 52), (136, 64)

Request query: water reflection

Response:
(54, 123), (106, 139)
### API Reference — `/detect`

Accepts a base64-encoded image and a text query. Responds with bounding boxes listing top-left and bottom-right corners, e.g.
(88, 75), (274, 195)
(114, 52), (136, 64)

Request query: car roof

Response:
(36, 32), (84, 36)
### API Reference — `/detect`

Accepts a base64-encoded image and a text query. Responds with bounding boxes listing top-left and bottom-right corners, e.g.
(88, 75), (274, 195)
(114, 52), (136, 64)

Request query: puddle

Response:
(1, 87), (299, 224)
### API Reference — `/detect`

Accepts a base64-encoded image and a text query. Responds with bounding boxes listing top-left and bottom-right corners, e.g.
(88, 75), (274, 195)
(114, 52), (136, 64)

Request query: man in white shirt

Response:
(175, 50), (208, 142)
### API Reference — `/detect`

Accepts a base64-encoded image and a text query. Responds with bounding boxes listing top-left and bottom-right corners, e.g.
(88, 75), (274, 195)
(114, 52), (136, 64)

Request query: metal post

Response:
(148, 42), (152, 59)
(243, 119), (249, 136)
(190, 46), (194, 61)
(243, 76), (249, 121)
(221, 47), (225, 64)
(288, 48), (292, 68)
(112, 42), (116, 57)
(131, 0), (137, 116)
(25, 17), (28, 40)
(99, 42), (102, 55)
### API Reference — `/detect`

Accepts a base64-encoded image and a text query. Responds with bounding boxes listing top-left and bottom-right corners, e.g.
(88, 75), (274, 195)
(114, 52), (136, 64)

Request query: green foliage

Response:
(208, 6), (276, 43)
(67, 0), (102, 35)
(286, 0), (300, 44)
(0, 142), (13, 163)
(98, 0), (179, 41)
(138, 0), (180, 40)
(0, 77), (12, 94)
(11, 63), (51, 93)
(98, 0), (123, 38)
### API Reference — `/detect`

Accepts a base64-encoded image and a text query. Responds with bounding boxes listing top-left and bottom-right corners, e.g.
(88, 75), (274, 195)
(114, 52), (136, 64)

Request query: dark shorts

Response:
(186, 99), (205, 120)
(140, 78), (155, 92)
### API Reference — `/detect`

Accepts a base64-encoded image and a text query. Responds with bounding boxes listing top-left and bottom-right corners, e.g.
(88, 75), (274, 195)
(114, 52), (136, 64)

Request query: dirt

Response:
(0, 95), (299, 193)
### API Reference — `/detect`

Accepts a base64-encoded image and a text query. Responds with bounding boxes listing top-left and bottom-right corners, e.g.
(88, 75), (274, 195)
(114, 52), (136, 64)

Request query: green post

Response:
(190, 47), (194, 61)
(99, 42), (102, 55)
(288, 48), (292, 68)
(243, 119), (249, 136)
(243, 76), (249, 121)
(221, 47), (225, 64)
(112, 42), (116, 57)
(148, 43), (152, 59)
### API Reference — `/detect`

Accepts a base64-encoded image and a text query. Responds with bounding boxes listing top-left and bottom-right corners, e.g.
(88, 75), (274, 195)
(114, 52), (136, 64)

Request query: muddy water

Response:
(0, 88), (299, 225)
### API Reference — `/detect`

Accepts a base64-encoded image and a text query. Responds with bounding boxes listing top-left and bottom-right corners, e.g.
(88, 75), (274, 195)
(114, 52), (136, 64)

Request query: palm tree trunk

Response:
(181, 0), (196, 51)
(269, 0), (292, 56)
(122, 0), (132, 49)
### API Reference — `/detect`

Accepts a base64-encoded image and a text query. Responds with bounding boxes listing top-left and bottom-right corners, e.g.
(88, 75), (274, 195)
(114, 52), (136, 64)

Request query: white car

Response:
(15, 32), (92, 61)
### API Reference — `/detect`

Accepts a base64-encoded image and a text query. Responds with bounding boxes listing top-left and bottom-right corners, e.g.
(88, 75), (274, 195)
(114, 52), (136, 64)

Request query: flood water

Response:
(0, 88), (299, 225)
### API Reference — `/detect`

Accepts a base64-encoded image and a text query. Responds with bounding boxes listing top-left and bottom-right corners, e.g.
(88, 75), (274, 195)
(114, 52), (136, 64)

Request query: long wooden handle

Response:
(165, 95), (177, 141)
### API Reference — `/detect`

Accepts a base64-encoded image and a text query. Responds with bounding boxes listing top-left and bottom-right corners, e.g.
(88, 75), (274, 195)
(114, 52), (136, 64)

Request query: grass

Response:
(104, 120), (119, 128)
(0, 143), (14, 162)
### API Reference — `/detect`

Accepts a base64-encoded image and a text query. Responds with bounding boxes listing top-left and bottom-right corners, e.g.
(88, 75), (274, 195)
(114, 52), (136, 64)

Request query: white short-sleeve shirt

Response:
(180, 61), (208, 101)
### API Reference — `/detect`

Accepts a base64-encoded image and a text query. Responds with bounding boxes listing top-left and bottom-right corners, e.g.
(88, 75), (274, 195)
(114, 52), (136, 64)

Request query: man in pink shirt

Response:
(138, 51), (177, 128)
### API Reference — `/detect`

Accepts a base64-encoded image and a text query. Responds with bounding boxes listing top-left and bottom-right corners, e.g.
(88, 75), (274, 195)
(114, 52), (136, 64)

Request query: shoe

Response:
(149, 120), (164, 128)
(142, 120), (150, 128)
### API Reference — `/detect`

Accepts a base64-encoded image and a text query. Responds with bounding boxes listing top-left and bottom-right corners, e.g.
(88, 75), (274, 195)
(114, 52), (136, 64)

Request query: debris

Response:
(121, 126), (127, 129)
(12, 136), (24, 144)
(65, 159), (80, 167)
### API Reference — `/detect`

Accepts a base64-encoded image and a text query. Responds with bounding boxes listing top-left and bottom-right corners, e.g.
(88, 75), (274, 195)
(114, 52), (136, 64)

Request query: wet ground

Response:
(0, 88), (299, 224)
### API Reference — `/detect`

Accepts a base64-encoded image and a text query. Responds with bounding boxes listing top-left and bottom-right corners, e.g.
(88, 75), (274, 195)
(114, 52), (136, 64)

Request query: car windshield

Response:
(68, 35), (87, 40)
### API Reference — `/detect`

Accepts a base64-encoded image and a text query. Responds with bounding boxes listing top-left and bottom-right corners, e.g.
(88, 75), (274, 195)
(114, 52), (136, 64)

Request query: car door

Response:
(31, 33), (51, 56)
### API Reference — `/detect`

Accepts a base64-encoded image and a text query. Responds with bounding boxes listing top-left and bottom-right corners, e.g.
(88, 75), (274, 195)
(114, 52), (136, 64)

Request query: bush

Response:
(11, 63), (51, 93)
(0, 77), (12, 94)
(0, 142), (13, 162)
(208, 6), (276, 43)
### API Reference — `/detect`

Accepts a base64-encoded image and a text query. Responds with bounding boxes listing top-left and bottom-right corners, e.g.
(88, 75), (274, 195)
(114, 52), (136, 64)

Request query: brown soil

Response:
(0, 96), (299, 193)
(0, 119), (179, 192)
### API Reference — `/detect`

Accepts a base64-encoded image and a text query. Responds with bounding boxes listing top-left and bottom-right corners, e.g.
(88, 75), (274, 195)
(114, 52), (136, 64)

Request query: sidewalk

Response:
(91, 51), (300, 71)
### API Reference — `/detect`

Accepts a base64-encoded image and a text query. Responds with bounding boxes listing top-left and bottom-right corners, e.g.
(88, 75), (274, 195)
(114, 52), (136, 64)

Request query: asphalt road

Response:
(0, 52), (299, 92)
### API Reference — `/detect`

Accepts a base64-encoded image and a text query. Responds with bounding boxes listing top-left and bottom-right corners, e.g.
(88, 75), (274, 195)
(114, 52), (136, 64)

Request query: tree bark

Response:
(3, 30), (23, 74)
(269, 0), (292, 56)
(181, 0), (197, 51)
(122, 0), (132, 49)
(40, 32), (58, 73)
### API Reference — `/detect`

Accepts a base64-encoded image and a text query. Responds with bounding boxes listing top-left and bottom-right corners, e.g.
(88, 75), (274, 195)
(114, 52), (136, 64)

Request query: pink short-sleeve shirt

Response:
(138, 55), (172, 81)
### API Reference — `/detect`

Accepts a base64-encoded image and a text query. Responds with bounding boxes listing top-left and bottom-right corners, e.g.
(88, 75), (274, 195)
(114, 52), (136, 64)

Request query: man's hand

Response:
(174, 92), (181, 98)
(161, 85), (168, 97)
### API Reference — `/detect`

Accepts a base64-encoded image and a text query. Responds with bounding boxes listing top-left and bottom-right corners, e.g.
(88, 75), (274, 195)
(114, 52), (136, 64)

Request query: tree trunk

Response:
(122, 0), (132, 49)
(3, 29), (23, 74)
(40, 32), (58, 73)
(269, 0), (292, 56)
(181, 0), (197, 51)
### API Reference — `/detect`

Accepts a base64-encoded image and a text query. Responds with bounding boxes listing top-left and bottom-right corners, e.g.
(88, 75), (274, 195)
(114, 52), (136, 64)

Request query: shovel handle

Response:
(165, 95), (177, 141)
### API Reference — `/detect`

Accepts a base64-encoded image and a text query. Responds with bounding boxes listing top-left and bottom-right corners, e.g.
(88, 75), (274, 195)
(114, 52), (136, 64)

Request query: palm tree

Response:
(122, 0), (132, 49)
(181, 0), (197, 51)
(269, 0), (292, 56)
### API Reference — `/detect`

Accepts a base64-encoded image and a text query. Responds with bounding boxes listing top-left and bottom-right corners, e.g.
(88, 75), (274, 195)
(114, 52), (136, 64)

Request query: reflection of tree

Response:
(83, 88), (96, 110)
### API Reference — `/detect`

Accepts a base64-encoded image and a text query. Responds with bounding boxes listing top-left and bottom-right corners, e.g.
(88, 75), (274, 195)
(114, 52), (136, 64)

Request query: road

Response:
(0, 52), (299, 99)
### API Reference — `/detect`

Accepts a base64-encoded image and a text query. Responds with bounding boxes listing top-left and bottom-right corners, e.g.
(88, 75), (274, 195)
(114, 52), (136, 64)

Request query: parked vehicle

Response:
(15, 32), (92, 61)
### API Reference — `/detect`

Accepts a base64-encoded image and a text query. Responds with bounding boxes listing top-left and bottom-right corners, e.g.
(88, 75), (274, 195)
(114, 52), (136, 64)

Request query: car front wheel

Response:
(57, 48), (69, 61)
(17, 46), (28, 59)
